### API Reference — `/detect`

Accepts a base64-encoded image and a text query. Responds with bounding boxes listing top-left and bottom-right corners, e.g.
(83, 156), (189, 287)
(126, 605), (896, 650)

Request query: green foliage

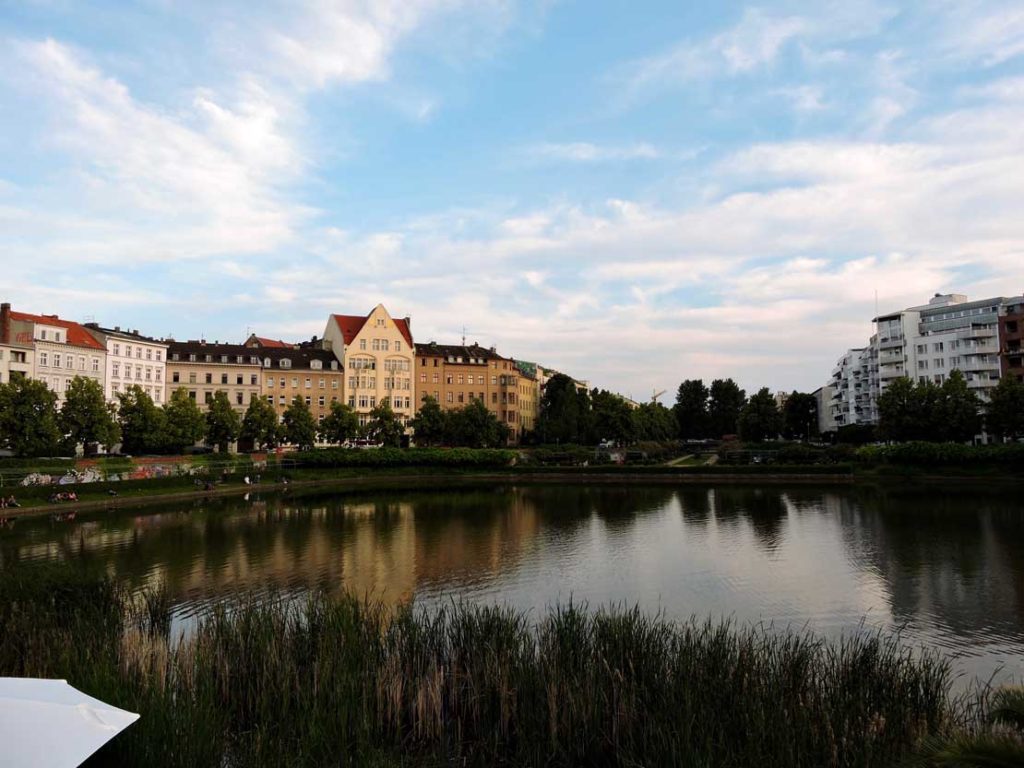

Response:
(738, 387), (782, 442)
(443, 399), (510, 448)
(708, 378), (746, 438)
(855, 441), (1024, 468)
(878, 375), (982, 443)
(205, 390), (241, 452)
(291, 447), (515, 469)
(0, 564), (961, 767)
(410, 395), (446, 446)
(161, 387), (206, 454)
(363, 398), (405, 447)
(589, 389), (635, 444)
(674, 379), (709, 439)
(318, 400), (359, 446)
(59, 376), (120, 453)
(782, 391), (819, 440)
(836, 423), (878, 444)
(986, 375), (1024, 440)
(240, 396), (280, 450)
(117, 385), (167, 454)
(537, 373), (589, 444)
(0, 377), (61, 457)
(282, 396), (317, 450)
(909, 686), (1024, 766)
(630, 402), (677, 441)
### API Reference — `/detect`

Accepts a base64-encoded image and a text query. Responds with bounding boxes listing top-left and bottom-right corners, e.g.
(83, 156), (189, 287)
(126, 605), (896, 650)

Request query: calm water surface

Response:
(2, 482), (1022, 687)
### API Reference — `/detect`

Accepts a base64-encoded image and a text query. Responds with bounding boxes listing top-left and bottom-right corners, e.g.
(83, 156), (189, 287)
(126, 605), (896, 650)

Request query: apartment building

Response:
(829, 346), (876, 428)
(0, 303), (105, 403)
(84, 324), (168, 405)
(166, 340), (262, 412)
(414, 342), (523, 434)
(0, 306), (33, 386)
(999, 296), (1024, 383)
(258, 347), (344, 425)
(323, 305), (415, 427)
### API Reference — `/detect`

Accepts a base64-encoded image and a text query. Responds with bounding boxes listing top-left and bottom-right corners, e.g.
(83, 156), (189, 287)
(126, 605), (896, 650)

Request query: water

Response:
(2, 482), (1022, 687)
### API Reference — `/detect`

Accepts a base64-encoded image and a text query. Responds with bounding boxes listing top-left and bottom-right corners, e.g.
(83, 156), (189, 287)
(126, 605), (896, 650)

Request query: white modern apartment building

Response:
(828, 343), (877, 428)
(874, 293), (1006, 402)
(84, 324), (169, 405)
(0, 303), (106, 404)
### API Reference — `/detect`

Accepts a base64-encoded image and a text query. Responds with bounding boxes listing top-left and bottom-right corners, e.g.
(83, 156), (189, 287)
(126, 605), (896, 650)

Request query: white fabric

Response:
(0, 678), (139, 767)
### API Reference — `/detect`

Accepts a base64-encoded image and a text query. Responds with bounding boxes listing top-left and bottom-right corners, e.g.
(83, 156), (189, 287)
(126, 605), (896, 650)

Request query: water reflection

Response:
(1, 483), (1022, 686)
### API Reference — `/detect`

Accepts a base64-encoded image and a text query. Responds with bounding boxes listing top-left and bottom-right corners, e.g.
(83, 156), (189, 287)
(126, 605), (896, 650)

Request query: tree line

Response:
(0, 376), (411, 457)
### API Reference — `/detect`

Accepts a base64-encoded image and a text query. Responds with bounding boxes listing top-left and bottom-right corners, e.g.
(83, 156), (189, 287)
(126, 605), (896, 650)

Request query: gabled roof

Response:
(258, 347), (342, 370)
(244, 333), (295, 349)
(10, 311), (105, 350)
(414, 342), (508, 362)
(331, 311), (413, 347)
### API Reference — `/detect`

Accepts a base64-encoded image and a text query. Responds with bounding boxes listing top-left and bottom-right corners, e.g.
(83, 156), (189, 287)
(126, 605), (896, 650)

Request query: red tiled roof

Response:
(255, 336), (292, 348)
(332, 312), (413, 347)
(9, 311), (105, 350)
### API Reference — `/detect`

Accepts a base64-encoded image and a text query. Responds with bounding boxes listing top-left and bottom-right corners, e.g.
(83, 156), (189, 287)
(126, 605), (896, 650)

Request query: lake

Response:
(1, 481), (1022, 688)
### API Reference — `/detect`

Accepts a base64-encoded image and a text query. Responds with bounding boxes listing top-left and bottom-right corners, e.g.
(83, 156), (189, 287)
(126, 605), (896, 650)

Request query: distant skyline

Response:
(1, 1), (1023, 400)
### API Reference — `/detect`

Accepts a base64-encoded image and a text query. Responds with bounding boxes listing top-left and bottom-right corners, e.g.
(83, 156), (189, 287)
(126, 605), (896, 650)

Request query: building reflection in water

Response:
(1, 482), (1022, 685)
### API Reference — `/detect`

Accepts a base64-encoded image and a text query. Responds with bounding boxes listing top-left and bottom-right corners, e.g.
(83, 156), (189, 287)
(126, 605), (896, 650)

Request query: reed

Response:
(0, 566), (968, 767)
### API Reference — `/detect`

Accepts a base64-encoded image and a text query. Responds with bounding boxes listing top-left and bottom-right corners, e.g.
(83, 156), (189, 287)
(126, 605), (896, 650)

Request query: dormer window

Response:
(311, 360), (322, 370)
(264, 358), (271, 368)
(330, 361), (338, 370)
(250, 356), (259, 365)
(280, 358), (291, 369)
(55, 332), (62, 343)
(236, 356), (244, 364)
(220, 355), (228, 363)
(205, 354), (212, 363)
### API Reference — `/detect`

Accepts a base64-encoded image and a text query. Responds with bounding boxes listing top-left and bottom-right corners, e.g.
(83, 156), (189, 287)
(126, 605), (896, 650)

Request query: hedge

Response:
(289, 448), (517, 469)
(855, 442), (1024, 467)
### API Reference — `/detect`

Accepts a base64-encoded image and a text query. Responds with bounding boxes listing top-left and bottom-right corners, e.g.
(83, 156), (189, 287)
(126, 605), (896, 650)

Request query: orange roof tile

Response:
(9, 311), (105, 350)
(332, 312), (413, 347)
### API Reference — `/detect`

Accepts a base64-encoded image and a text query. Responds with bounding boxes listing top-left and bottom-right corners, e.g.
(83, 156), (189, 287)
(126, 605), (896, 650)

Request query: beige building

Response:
(0, 303), (105, 404)
(323, 305), (415, 428)
(414, 342), (523, 438)
(166, 340), (262, 413)
(256, 346), (344, 427)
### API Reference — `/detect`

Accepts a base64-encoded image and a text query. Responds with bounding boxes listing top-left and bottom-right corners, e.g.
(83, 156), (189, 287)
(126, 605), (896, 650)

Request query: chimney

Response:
(114, 326), (121, 332)
(1, 303), (10, 344)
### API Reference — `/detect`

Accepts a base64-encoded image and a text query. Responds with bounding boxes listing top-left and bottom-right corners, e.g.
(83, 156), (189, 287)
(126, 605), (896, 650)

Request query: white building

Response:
(874, 293), (1007, 402)
(84, 324), (169, 405)
(0, 303), (106, 404)
(828, 343), (877, 428)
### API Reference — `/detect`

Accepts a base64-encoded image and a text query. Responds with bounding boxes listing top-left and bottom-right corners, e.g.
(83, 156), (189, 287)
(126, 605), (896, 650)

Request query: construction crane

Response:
(651, 388), (666, 404)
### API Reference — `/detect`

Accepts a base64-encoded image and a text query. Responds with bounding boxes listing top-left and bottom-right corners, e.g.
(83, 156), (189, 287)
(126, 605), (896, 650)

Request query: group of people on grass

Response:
(0, 495), (20, 509)
(48, 491), (78, 503)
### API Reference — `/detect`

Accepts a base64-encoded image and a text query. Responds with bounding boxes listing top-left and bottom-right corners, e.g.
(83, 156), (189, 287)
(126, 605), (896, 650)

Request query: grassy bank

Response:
(0, 564), (969, 767)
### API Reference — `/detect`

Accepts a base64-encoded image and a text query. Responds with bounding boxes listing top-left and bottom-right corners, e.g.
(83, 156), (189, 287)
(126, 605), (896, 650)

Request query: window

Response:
(172, 371), (180, 383)
(359, 339), (367, 350)
(188, 390), (196, 400)
(206, 373), (213, 384)
(236, 391), (243, 405)
(136, 348), (142, 359)
(292, 377), (298, 388)
(266, 395), (274, 405)
(267, 377), (274, 388)
(331, 380), (338, 390)
(66, 356), (74, 370)
(446, 392), (454, 403)
(155, 369), (162, 382)
(189, 372), (197, 384)
(305, 378), (312, 389)
(156, 351), (162, 362)
(113, 343), (120, 356)
(279, 395), (286, 405)
(53, 353), (61, 368)
(311, 360), (322, 370)
(222, 373), (229, 385)
(446, 374), (453, 385)
(40, 330), (47, 340)
(432, 373), (438, 383)
(491, 376), (497, 385)
(280, 378), (285, 388)
(348, 396), (356, 407)
(359, 395), (369, 408)
(420, 373), (426, 383)
(318, 396), (325, 407)
(204, 392), (213, 404)
(125, 345), (132, 357)
(318, 378), (325, 389)
(91, 358), (99, 372)
(145, 367), (152, 381)
(457, 393), (464, 403)
(112, 362), (120, 378)
(146, 349), (152, 360)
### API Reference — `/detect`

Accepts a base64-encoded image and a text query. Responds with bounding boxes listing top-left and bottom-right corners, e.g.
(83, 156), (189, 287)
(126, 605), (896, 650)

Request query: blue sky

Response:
(2, 0), (1023, 398)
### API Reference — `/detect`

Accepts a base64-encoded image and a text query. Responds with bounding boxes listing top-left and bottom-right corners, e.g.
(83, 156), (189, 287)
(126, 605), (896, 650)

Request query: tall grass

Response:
(0, 566), (964, 767)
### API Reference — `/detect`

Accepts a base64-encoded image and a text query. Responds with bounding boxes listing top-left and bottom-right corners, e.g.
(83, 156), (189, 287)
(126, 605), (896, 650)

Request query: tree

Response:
(987, 375), (1024, 440)
(708, 379), (746, 438)
(445, 399), (509, 448)
(674, 379), (709, 440)
(59, 376), (120, 454)
(738, 387), (782, 442)
(241, 396), (281, 450)
(782, 392), (819, 441)
(411, 396), (447, 446)
(938, 370), (981, 442)
(589, 389), (635, 444)
(117, 385), (167, 454)
(0, 377), (61, 457)
(319, 401), (359, 445)
(363, 397), (404, 448)
(282, 396), (317, 450)
(536, 373), (588, 444)
(205, 391), (241, 452)
(162, 387), (206, 454)
(877, 377), (918, 442)
(632, 402), (677, 441)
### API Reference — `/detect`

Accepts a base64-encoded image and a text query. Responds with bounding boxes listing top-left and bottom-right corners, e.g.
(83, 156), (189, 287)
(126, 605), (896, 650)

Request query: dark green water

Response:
(1, 482), (1022, 687)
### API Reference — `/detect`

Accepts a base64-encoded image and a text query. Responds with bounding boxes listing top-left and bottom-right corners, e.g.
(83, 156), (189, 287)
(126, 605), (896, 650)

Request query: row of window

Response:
(172, 371), (260, 386)
(266, 394), (339, 408)
(346, 395), (412, 411)
(110, 383), (162, 402)
(266, 377), (340, 390)
(111, 343), (162, 362)
(38, 352), (101, 372)
(112, 363), (162, 382)
(417, 372), (518, 386)
(358, 338), (403, 352)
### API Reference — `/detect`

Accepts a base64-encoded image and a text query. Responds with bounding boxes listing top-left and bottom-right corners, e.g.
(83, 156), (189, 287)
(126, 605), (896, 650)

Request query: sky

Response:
(1, 0), (1023, 400)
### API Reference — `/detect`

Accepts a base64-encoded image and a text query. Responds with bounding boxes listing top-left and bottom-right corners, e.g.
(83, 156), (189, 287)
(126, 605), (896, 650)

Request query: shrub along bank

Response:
(0, 564), (963, 768)
(289, 447), (517, 469)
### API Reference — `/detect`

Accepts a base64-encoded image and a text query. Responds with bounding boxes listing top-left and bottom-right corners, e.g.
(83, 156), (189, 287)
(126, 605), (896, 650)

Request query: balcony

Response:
(956, 327), (996, 340)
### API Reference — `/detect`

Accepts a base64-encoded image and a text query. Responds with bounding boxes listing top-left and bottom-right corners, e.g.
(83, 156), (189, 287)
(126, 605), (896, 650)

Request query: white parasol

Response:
(0, 678), (139, 767)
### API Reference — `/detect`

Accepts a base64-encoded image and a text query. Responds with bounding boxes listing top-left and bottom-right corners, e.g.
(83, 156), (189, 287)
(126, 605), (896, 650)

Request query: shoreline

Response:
(5, 465), (1021, 520)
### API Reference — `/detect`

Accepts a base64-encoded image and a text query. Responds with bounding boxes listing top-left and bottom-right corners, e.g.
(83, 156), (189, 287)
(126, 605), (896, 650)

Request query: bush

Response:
(855, 442), (1024, 468)
(290, 447), (516, 470)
